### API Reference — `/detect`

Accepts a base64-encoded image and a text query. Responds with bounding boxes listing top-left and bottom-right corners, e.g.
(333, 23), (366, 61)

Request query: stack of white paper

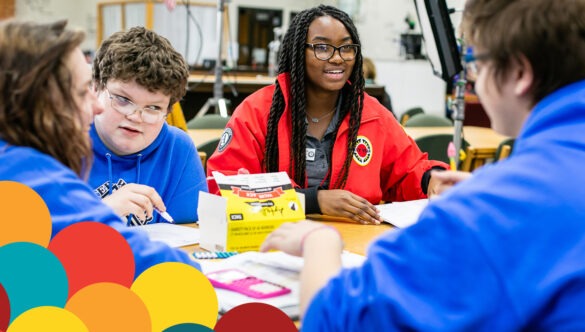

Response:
(139, 223), (200, 248)
(377, 199), (429, 228)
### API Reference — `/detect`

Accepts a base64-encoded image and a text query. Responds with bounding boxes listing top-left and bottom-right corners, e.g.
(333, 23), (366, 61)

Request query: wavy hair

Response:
(463, 0), (585, 105)
(92, 26), (189, 109)
(264, 5), (364, 188)
(0, 20), (89, 176)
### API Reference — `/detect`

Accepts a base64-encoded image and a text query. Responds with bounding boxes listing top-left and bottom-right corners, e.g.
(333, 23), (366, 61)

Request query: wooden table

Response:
(188, 129), (224, 147)
(181, 220), (393, 256)
(404, 125), (509, 151)
(188, 74), (386, 98)
(189, 126), (509, 167)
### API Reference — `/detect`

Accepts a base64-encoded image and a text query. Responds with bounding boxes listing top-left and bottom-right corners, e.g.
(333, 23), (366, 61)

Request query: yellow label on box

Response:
(224, 219), (290, 252)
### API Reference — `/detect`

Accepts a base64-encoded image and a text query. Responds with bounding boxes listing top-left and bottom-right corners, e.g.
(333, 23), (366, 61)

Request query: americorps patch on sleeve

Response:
(218, 127), (233, 152)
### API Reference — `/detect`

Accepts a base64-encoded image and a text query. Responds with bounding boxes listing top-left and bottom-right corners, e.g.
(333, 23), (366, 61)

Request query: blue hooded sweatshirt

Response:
(0, 140), (200, 276)
(89, 123), (207, 224)
(302, 80), (585, 330)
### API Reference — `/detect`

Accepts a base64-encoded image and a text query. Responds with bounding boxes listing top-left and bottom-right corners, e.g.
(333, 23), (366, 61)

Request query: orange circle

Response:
(66, 283), (151, 332)
(0, 181), (51, 247)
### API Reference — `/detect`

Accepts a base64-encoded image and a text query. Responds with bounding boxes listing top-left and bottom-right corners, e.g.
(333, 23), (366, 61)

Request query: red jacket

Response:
(207, 73), (447, 204)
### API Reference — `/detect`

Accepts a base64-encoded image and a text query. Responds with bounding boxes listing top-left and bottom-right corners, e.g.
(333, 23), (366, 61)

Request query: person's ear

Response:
(513, 54), (533, 97)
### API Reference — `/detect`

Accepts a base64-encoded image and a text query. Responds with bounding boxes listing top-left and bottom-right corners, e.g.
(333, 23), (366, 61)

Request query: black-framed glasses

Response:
(105, 88), (167, 124)
(306, 43), (360, 61)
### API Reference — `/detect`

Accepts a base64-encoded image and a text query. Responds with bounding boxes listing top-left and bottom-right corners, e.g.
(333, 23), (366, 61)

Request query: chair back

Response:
(415, 134), (469, 164)
(399, 107), (425, 126)
(187, 114), (230, 129)
(405, 114), (453, 127)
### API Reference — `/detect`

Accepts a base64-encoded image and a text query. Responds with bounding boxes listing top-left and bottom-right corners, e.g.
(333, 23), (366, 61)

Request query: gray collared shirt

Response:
(305, 101), (341, 188)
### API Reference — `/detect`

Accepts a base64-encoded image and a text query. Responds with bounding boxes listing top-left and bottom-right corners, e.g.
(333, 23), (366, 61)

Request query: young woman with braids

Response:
(207, 5), (447, 224)
(0, 20), (199, 276)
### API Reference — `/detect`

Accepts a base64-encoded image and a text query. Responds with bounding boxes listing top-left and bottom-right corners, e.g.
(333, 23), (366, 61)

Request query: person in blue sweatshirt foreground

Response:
(0, 20), (199, 276)
(261, 0), (585, 330)
(89, 27), (207, 225)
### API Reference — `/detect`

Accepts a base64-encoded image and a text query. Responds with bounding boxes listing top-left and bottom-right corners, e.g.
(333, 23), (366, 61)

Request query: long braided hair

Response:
(263, 5), (364, 189)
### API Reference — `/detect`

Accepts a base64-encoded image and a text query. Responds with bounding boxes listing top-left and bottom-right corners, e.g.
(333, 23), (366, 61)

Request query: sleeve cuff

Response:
(421, 166), (447, 195)
(295, 186), (321, 214)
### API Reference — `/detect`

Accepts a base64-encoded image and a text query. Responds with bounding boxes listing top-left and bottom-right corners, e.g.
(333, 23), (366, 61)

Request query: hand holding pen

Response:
(101, 183), (171, 222)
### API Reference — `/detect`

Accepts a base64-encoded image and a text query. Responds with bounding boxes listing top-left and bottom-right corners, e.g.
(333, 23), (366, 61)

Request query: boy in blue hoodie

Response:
(261, 1), (585, 330)
(90, 27), (207, 225)
(0, 20), (199, 276)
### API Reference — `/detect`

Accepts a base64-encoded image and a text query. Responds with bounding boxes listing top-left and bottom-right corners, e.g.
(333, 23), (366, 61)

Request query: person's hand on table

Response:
(317, 189), (382, 224)
(260, 221), (343, 257)
(428, 170), (472, 198)
(102, 183), (165, 221)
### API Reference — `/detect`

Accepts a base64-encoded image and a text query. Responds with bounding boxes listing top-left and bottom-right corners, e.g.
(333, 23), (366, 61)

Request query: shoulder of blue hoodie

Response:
(89, 123), (208, 223)
(0, 139), (200, 276)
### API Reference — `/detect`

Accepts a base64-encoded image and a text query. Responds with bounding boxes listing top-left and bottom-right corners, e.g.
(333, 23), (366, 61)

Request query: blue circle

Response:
(0, 242), (68, 323)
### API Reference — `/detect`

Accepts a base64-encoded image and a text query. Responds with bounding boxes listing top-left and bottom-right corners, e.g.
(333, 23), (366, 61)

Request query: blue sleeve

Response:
(301, 203), (518, 331)
(14, 157), (200, 277)
(165, 129), (208, 223)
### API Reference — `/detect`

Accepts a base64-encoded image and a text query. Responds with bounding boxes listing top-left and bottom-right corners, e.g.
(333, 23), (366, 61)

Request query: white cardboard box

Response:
(198, 172), (305, 252)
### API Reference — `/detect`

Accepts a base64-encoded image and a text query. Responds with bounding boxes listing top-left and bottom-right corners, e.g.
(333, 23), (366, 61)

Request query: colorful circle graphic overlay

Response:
(6, 306), (88, 332)
(66, 282), (151, 332)
(131, 262), (218, 331)
(215, 303), (298, 332)
(0, 181), (51, 247)
(0, 242), (68, 324)
(0, 283), (9, 332)
(48, 222), (135, 298)
(163, 323), (215, 332)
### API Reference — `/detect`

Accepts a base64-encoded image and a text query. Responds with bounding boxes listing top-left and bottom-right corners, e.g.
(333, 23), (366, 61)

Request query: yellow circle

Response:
(0, 181), (51, 247)
(131, 262), (218, 331)
(7, 306), (88, 331)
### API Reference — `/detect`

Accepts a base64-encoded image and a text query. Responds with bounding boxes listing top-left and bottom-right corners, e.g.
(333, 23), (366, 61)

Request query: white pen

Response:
(154, 208), (174, 223)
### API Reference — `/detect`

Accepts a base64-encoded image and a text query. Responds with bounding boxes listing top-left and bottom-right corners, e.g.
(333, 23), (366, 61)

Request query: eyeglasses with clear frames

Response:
(306, 43), (360, 61)
(105, 89), (167, 124)
(466, 52), (491, 81)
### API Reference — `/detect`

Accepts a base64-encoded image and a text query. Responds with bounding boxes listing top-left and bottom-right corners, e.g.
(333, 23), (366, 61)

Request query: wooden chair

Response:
(399, 107), (425, 126)
(494, 138), (515, 161)
(461, 138), (515, 172)
(404, 114), (453, 127)
(460, 146), (492, 172)
(198, 151), (207, 171)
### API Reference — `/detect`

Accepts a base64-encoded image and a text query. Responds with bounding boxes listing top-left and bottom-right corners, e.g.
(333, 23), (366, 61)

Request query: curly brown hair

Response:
(92, 26), (189, 109)
(0, 20), (90, 176)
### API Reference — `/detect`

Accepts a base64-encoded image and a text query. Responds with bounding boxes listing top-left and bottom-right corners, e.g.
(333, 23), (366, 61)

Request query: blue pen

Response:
(154, 208), (174, 223)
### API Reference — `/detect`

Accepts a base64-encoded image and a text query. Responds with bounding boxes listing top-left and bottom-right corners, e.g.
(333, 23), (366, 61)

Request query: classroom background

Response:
(3, 0), (466, 121)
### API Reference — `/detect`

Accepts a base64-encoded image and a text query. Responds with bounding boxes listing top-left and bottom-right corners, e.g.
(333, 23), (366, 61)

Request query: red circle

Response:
(356, 143), (368, 158)
(215, 303), (297, 332)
